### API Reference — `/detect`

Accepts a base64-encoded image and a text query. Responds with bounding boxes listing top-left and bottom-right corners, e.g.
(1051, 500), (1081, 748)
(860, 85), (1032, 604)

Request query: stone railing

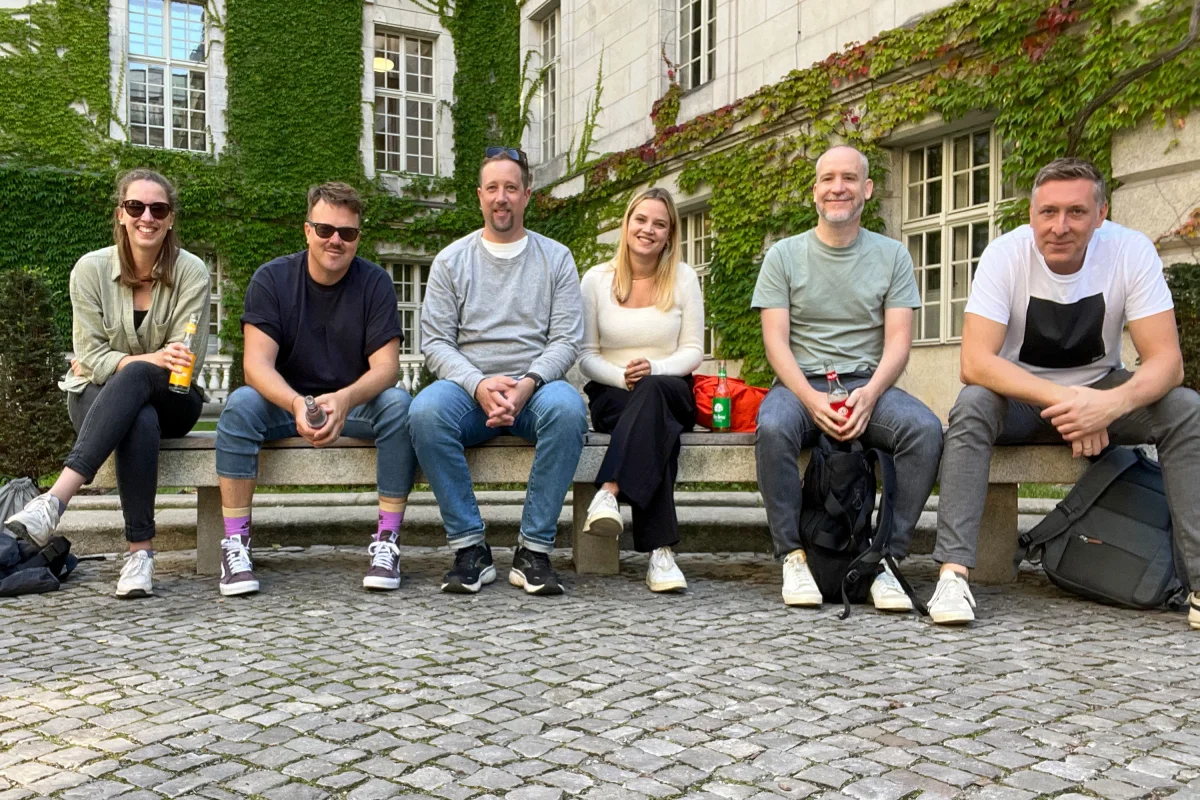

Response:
(200, 353), (426, 404)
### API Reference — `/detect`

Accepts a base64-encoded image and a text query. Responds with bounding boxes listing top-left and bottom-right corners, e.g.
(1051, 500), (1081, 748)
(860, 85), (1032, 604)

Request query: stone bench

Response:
(94, 431), (1086, 582)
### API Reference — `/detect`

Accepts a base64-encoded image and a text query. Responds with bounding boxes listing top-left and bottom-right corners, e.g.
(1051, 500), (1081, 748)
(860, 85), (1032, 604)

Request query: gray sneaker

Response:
(5, 493), (62, 547)
(219, 534), (259, 596)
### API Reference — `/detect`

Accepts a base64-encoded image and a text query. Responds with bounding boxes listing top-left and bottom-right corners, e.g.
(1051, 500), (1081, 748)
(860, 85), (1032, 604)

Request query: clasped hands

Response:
(475, 375), (536, 428)
(1040, 385), (1126, 458)
(801, 383), (880, 442)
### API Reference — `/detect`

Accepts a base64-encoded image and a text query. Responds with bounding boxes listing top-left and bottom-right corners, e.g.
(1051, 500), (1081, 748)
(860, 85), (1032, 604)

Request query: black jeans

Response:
(585, 375), (696, 552)
(65, 361), (203, 542)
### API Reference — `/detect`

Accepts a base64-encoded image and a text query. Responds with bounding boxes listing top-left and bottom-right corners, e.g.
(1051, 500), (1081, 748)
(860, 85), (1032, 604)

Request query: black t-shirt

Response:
(241, 252), (403, 396)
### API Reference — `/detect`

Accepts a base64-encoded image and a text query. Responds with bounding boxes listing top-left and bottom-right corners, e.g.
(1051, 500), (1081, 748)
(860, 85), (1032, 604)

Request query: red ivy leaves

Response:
(1022, 0), (1079, 62)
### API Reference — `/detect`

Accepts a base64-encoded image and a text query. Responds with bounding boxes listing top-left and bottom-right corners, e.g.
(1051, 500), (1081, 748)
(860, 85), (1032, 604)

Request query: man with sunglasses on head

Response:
(214, 182), (417, 596)
(409, 147), (586, 596)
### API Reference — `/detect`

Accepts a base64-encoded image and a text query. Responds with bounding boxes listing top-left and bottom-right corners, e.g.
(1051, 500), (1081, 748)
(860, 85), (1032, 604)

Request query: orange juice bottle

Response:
(168, 314), (199, 394)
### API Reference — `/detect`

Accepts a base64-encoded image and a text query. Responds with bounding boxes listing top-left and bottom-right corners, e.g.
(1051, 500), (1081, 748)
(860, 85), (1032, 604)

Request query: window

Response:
(679, 209), (715, 357)
(206, 253), (223, 355)
(902, 127), (1016, 343)
(540, 9), (559, 160)
(374, 30), (436, 175)
(678, 0), (715, 90)
(127, 0), (207, 151)
(386, 262), (426, 355)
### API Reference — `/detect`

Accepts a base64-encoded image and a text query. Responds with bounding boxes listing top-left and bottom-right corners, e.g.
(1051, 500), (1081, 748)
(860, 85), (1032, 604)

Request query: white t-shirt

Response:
(479, 235), (528, 259)
(965, 220), (1173, 387)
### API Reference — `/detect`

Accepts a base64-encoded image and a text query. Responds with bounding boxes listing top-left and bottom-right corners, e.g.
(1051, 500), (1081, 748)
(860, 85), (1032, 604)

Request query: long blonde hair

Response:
(612, 188), (681, 312)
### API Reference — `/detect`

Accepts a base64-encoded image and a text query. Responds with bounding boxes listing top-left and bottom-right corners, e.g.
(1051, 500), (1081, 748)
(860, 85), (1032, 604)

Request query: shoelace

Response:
(121, 551), (152, 579)
(932, 573), (975, 607)
(221, 537), (253, 573)
(876, 564), (903, 591)
(651, 548), (675, 571)
(368, 540), (399, 569)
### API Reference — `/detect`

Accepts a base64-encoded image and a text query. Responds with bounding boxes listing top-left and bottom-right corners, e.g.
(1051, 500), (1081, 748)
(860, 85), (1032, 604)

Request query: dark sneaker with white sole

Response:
(441, 544), (495, 594)
(509, 546), (563, 596)
(363, 537), (401, 591)
(219, 533), (260, 596)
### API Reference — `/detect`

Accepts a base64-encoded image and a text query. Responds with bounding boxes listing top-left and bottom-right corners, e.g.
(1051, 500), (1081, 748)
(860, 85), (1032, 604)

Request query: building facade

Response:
(519, 0), (1200, 419)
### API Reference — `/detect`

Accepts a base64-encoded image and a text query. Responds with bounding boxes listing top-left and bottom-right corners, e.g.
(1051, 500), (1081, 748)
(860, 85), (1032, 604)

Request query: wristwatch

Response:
(519, 372), (545, 392)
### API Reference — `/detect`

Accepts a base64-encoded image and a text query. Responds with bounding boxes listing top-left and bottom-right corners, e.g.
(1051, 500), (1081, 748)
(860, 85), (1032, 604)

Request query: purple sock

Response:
(375, 509), (403, 542)
(223, 515), (250, 539)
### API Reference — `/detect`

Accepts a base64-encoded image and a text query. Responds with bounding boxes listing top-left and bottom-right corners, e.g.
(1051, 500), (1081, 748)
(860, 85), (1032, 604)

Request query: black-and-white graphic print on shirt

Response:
(1018, 293), (1106, 370)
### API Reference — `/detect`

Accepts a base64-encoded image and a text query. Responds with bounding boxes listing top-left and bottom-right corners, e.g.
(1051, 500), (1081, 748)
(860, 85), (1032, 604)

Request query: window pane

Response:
(952, 225), (968, 262)
(953, 135), (969, 172)
(953, 173), (969, 210)
(972, 166), (990, 206)
(973, 130), (990, 166)
(926, 144), (942, 178)
(926, 179), (942, 216)
(925, 231), (941, 264)
(924, 303), (940, 339)
(951, 302), (965, 338)
(972, 221), (989, 259)
(907, 235), (922, 265)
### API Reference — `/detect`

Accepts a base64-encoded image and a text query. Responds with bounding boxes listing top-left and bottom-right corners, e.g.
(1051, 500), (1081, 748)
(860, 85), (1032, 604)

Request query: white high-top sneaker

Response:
(782, 550), (822, 607)
(646, 547), (687, 592)
(869, 560), (914, 611)
(928, 570), (976, 624)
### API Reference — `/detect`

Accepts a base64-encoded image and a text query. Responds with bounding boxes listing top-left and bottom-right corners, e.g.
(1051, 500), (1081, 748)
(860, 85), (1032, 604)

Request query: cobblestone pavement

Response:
(2, 546), (1198, 800)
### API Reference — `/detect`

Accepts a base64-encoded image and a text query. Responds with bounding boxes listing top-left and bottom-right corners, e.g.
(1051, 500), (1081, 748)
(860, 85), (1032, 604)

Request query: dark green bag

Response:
(1015, 447), (1190, 610)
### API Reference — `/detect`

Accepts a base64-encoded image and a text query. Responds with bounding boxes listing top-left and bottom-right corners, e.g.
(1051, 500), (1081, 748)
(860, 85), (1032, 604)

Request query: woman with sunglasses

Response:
(578, 188), (704, 592)
(6, 168), (210, 598)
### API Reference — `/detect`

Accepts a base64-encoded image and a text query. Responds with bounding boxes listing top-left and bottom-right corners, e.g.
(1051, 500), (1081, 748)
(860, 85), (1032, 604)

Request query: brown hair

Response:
(1033, 158), (1107, 206)
(113, 169), (181, 289)
(611, 188), (681, 312)
(478, 149), (531, 189)
(307, 181), (363, 220)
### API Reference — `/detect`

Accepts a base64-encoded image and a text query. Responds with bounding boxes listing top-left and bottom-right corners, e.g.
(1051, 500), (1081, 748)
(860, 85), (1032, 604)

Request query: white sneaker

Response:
(870, 560), (913, 612)
(928, 570), (976, 624)
(115, 550), (154, 598)
(782, 550), (822, 607)
(1189, 592), (1198, 630)
(646, 547), (687, 592)
(584, 489), (623, 537)
(5, 493), (62, 547)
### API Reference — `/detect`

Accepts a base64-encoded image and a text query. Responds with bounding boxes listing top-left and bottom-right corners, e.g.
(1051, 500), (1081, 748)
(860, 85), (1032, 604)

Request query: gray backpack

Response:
(1015, 447), (1190, 610)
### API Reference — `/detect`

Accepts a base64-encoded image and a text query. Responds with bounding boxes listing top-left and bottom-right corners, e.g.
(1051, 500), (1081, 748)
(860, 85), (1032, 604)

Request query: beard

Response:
(816, 196), (865, 223)
(488, 205), (515, 233)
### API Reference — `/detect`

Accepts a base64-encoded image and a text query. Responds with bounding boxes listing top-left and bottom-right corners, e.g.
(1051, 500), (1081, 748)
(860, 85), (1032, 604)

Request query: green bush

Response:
(1166, 262), (1200, 393)
(0, 270), (73, 481)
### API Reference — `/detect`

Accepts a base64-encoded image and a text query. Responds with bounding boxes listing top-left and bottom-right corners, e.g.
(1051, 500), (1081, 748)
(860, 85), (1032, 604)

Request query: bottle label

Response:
(168, 352), (195, 390)
(712, 397), (732, 430)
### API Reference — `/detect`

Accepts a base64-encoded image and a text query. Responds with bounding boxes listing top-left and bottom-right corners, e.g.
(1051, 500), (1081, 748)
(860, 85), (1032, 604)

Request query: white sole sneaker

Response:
(782, 589), (822, 607)
(115, 585), (153, 599)
(930, 606), (974, 624)
(219, 578), (260, 597)
(583, 509), (622, 538)
(647, 575), (687, 593)
(363, 575), (401, 591)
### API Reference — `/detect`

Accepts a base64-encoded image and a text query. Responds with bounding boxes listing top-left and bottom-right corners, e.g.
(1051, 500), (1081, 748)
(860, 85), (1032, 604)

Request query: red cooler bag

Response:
(693, 374), (768, 432)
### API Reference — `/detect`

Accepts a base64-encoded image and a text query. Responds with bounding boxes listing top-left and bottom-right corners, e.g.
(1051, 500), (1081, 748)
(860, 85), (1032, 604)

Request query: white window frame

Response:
(680, 208), (715, 358)
(678, 0), (715, 90)
(540, 8), (560, 160)
(205, 252), (223, 355)
(901, 126), (1016, 344)
(126, 0), (209, 152)
(373, 28), (437, 176)
(384, 262), (427, 356)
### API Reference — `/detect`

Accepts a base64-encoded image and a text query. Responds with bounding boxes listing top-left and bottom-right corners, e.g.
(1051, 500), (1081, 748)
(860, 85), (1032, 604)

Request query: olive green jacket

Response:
(59, 245), (211, 393)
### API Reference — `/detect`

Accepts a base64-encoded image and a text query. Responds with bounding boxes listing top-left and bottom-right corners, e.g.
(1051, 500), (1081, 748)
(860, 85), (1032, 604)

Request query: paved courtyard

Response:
(1, 547), (1198, 800)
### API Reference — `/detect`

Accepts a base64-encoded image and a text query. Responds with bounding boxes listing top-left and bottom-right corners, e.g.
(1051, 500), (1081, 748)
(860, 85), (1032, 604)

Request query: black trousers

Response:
(585, 375), (696, 552)
(65, 361), (203, 542)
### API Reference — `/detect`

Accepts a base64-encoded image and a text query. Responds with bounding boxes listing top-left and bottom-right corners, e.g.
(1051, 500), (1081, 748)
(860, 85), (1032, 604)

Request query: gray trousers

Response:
(934, 369), (1200, 585)
(755, 376), (944, 560)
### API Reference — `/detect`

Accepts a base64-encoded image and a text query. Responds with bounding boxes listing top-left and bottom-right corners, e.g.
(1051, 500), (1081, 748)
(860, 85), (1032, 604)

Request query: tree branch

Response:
(1064, 0), (1199, 156)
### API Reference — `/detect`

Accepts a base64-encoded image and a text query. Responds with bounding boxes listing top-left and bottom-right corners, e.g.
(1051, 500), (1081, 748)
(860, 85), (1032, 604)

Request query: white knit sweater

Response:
(578, 260), (705, 389)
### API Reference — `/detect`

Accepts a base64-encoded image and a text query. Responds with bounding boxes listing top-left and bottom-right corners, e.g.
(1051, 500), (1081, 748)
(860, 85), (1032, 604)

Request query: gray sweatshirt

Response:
(421, 230), (583, 398)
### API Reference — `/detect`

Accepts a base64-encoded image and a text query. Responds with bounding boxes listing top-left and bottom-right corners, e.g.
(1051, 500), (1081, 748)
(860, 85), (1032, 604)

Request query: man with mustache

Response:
(931, 158), (1200, 629)
(753, 145), (943, 611)
(410, 148), (586, 596)
(214, 182), (416, 596)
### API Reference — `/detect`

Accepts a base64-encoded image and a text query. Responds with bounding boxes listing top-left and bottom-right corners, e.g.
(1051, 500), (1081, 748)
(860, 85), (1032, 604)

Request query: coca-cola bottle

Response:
(824, 361), (849, 418)
(712, 361), (731, 432)
(304, 395), (328, 429)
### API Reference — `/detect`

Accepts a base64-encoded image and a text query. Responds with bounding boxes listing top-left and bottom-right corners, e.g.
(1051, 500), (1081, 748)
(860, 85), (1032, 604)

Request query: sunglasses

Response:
(485, 146), (527, 164)
(121, 200), (173, 220)
(306, 220), (361, 242)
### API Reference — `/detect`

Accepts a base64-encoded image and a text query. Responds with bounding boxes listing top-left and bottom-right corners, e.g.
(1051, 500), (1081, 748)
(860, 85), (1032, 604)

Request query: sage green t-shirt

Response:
(751, 228), (919, 376)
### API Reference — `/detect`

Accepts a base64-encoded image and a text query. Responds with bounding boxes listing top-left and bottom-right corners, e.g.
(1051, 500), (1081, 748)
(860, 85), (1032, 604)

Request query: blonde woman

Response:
(5, 169), (210, 598)
(578, 188), (704, 592)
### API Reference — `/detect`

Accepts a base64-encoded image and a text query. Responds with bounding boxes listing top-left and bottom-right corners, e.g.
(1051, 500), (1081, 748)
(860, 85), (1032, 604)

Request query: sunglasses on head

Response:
(306, 220), (361, 242)
(121, 200), (173, 220)
(485, 146), (527, 164)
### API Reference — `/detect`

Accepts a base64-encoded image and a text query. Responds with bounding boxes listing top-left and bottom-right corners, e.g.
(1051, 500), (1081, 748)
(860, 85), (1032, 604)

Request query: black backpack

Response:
(799, 437), (926, 618)
(1015, 447), (1190, 610)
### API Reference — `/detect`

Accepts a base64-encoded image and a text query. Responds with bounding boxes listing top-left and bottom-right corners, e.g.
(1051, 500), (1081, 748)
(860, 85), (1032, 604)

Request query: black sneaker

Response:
(509, 546), (564, 596)
(441, 544), (496, 594)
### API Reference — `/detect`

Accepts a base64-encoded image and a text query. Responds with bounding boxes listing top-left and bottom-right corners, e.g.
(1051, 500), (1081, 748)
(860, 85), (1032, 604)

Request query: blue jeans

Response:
(215, 385), (417, 498)
(755, 374), (944, 560)
(409, 379), (587, 553)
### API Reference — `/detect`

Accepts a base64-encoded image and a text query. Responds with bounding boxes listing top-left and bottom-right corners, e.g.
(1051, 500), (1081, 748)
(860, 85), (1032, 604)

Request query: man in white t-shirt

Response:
(930, 158), (1199, 630)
